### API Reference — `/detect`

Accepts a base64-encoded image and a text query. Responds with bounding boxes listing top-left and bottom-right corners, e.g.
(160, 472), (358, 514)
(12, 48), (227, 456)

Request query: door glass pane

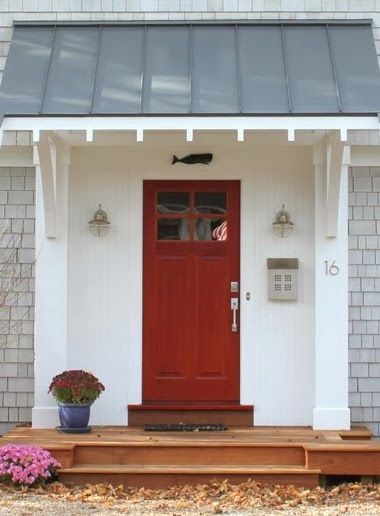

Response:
(195, 218), (227, 241)
(157, 218), (190, 240)
(194, 192), (226, 214)
(42, 27), (98, 113)
(157, 192), (190, 214)
(92, 27), (144, 113)
(142, 26), (190, 113)
(192, 26), (239, 113)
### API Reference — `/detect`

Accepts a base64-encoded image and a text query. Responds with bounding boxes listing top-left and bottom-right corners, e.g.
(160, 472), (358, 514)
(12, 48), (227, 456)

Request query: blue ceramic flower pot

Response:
(58, 403), (91, 429)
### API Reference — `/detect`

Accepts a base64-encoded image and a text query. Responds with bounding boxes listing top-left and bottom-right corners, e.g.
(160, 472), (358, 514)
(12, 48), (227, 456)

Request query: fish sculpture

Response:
(172, 153), (213, 165)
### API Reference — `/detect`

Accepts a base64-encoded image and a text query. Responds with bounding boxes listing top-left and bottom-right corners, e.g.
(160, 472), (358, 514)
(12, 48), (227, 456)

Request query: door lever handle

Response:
(231, 298), (239, 332)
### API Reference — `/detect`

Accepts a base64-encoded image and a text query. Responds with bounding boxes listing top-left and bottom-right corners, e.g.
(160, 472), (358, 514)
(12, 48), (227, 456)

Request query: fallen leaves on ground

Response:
(0, 479), (379, 514)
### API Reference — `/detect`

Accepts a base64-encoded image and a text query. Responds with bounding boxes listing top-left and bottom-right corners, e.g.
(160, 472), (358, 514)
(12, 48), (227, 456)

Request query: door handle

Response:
(231, 298), (239, 332)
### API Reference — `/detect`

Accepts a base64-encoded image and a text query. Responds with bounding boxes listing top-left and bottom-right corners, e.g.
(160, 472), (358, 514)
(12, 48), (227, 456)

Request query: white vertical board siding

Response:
(68, 148), (133, 425)
(246, 148), (315, 425)
(68, 142), (314, 426)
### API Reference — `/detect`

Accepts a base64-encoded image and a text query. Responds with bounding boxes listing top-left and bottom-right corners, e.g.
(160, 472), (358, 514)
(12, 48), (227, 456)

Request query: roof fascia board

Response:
(13, 20), (374, 28)
(2, 116), (379, 133)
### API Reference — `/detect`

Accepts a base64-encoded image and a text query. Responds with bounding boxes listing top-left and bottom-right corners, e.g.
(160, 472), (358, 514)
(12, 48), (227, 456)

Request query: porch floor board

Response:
(1, 425), (379, 488)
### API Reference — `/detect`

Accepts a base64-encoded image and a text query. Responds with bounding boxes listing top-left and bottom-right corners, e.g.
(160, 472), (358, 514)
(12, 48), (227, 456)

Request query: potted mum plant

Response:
(48, 370), (105, 433)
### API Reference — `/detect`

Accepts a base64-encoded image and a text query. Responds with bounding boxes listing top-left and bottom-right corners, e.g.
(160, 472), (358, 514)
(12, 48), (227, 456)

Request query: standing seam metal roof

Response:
(0, 21), (379, 117)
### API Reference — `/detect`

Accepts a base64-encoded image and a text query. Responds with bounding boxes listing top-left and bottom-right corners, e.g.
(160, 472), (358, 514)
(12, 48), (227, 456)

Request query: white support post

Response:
(32, 143), (70, 428)
(313, 141), (350, 430)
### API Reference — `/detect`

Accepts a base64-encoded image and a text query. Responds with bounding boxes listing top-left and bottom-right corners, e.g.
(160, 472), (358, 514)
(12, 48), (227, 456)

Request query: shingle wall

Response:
(0, 1), (379, 434)
(348, 166), (380, 437)
(0, 166), (35, 436)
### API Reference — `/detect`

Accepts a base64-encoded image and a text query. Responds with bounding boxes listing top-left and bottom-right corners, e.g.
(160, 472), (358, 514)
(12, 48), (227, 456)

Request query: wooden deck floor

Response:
(2, 425), (379, 488)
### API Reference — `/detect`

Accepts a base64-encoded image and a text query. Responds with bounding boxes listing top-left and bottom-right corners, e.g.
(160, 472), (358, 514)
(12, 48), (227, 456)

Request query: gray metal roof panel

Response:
(1, 22), (379, 117)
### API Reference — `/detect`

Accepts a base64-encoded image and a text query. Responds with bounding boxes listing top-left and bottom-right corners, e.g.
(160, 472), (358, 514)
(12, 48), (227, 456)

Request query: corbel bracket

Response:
(326, 131), (349, 238)
(33, 131), (57, 238)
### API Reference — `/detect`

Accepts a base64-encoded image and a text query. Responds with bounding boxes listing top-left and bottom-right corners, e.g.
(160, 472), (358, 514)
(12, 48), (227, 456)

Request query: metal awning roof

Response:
(0, 21), (380, 118)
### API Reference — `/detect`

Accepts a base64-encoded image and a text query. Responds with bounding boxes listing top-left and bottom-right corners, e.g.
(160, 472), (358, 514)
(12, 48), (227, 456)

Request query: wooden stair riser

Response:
(128, 409), (253, 426)
(73, 445), (306, 467)
(58, 472), (320, 489)
(307, 450), (380, 475)
(50, 449), (74, 469)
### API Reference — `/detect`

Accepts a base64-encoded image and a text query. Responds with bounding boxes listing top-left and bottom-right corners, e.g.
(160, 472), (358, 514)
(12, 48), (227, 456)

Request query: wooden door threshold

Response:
(128, 404), (254, 426)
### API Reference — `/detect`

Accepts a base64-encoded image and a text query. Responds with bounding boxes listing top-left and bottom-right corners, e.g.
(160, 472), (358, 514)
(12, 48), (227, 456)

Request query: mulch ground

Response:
(0, 480), (379, 515)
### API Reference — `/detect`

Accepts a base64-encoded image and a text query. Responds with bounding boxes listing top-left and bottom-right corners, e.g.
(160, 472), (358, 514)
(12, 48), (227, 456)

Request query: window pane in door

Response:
(194, 192), (226, 214)
(157, 218), (190, 240)
(195, 218), (227, 241)
(157, 192), (190, 214)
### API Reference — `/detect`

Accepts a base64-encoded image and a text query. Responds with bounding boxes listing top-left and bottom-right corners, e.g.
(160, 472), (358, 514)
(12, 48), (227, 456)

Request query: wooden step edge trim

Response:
(0, 441), (76, 451)
(59, 466), (322, 475)
(128, 404), (254, 411)
(304, 444), (380, 451)
(338, 426), (373, 436)
(64, 441), (308, 449)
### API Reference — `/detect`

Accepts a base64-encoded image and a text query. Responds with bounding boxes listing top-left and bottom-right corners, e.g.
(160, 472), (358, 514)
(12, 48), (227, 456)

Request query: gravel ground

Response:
(0, 481), (379, 515)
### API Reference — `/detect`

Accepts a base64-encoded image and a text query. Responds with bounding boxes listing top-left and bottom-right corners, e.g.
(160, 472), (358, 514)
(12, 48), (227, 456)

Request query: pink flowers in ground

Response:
(0, 444), (61, 487)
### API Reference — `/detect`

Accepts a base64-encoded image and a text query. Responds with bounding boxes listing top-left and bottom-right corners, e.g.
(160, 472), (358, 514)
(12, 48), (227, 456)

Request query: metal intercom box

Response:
(267, 258), (299, 301)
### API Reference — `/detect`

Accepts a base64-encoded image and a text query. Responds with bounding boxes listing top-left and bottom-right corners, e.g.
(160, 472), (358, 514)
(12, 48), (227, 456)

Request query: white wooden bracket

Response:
(33, 131), (57, 238)
(86, 129), (94, 142)
(287, 128), (295, 142)
(326, 131), (349, 238)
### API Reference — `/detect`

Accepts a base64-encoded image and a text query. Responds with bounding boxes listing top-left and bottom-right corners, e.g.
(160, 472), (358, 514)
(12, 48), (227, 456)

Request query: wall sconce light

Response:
(88, 204), (110, 237)
(272, 205), (294, 238)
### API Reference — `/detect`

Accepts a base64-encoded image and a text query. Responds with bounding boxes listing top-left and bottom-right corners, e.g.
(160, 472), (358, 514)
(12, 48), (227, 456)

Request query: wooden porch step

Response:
(128, 404), (254, 426)
(305, 443), (380, 475)
(73, 443), (306, 467)
(59, 464), (321, 489)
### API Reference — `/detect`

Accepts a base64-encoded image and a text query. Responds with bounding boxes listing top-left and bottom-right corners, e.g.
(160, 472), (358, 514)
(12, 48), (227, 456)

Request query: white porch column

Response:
(313, 141), (350, 430)
(32, 141), (70, 428)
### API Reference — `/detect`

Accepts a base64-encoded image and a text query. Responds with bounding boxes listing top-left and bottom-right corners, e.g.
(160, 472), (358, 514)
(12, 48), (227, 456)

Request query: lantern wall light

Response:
(272, 205), (294, 238)
(88, 204), (111, 237)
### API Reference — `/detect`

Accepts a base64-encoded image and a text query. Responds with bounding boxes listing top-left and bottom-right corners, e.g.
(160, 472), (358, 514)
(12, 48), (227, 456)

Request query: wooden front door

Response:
(143, 180), (240, 403)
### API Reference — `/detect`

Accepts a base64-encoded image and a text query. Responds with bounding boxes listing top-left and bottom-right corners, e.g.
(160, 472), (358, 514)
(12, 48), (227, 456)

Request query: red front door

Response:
(143, 180), (240, 403)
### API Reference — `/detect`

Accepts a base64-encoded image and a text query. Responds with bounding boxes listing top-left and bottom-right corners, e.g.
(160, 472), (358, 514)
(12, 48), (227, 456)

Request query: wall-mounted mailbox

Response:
(267, 258), (299, 301)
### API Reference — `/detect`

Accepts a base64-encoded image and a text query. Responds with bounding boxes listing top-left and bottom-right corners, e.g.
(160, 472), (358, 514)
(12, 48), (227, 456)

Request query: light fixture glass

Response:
(272, 205), (294, 238)
(88, 204), (110, 237)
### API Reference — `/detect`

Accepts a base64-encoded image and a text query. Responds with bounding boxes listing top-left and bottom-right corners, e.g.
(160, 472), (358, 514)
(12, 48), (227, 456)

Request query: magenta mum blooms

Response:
(0, 444), (60, 487)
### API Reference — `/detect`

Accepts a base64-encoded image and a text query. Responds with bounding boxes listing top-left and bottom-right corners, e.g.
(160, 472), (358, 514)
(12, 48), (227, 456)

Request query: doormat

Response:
(143, 423), (228, 432)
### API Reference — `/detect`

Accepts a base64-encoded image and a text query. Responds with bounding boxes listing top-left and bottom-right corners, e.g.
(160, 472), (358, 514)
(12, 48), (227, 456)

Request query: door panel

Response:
(143, 180), (240, 403)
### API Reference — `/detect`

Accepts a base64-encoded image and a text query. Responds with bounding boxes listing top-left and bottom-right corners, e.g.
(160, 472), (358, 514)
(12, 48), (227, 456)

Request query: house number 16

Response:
(324, 260), (339, 276)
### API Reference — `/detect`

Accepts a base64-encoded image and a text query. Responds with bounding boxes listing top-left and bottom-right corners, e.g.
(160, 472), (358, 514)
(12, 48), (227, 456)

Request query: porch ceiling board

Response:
(1, 22), (380, 121)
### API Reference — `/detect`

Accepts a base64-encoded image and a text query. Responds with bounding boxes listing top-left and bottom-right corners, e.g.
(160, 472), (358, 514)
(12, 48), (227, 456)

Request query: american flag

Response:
(212, 220), (227, 241)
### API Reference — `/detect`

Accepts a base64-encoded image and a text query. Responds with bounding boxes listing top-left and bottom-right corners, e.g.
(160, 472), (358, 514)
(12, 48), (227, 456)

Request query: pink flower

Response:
(0, 444), (61, 487)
